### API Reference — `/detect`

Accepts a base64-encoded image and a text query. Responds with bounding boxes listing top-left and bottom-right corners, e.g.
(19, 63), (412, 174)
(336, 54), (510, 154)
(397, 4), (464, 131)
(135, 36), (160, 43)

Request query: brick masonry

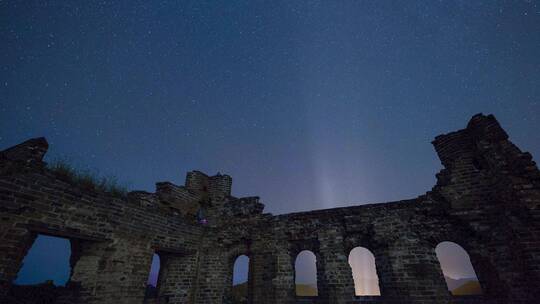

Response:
(0, 114), (539, 304)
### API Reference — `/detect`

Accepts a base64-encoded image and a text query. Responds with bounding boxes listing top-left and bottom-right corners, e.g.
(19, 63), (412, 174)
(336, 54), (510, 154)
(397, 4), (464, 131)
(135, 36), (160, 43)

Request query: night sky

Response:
(3, 0), (539, 290)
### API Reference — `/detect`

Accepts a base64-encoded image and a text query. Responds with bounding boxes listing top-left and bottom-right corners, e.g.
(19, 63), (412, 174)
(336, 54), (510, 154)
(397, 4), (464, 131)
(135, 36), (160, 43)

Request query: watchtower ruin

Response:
(1, 114), (539, 303)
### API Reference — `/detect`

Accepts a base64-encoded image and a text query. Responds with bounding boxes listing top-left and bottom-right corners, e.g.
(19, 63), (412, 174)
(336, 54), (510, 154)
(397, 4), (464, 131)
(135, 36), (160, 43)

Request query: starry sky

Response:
(3, 0), (539, 291)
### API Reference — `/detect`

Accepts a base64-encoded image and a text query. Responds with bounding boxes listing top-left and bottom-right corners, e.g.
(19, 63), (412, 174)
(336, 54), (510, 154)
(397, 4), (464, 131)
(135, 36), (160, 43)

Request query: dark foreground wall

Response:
(1, 114), (539, 304)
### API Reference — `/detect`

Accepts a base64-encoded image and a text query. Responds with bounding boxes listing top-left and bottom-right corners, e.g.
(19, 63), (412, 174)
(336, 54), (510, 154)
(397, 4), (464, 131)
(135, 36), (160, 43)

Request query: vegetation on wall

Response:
(48, 159), (128, 198)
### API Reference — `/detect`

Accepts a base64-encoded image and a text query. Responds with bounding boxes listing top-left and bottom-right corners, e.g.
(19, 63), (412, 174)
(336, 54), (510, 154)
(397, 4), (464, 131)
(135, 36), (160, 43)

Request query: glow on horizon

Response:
(295, 250), (318, 295)
(348, 247), (380, 296)
(435, 241), (480, 280)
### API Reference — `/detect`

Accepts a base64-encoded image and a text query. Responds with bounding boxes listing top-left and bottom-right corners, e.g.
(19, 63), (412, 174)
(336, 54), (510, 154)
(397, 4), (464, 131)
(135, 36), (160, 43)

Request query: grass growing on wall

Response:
(48, 159), (128, 198)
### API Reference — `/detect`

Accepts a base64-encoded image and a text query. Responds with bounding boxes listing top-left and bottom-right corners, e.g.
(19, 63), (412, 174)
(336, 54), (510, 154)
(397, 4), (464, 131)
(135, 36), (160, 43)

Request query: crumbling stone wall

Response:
(1, 114), (539, 304)
(0, 138), (207, 304)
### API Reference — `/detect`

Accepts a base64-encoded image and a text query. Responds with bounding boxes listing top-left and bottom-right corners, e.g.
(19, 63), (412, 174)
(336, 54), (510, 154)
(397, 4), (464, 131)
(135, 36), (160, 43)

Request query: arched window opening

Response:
(435, 241), (482, 295)
(348, 247), (381, 296)
(15, 234), (71, 286)
(232, 255), (250, 303)
(232, 255), (249, 303)
(145, 253), (161, 299)
(295, 250), (318, 296)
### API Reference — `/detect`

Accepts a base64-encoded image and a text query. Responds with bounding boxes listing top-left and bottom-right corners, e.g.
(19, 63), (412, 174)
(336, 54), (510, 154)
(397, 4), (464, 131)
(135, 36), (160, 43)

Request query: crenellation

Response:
(185, 170), (210, 193)
(155, 181), (200, 215)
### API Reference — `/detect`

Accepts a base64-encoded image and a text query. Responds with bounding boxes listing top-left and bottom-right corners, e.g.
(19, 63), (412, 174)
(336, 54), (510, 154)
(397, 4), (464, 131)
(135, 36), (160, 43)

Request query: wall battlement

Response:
(1, 114), (539, 304)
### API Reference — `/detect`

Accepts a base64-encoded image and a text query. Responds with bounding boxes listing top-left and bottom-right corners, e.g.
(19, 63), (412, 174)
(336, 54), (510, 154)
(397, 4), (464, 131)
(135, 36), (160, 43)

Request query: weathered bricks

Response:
(0, 114), (539, 304)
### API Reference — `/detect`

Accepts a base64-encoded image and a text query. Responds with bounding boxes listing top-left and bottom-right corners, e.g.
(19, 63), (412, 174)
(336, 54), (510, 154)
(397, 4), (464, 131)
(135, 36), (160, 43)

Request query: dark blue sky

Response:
(3, 0), (539, 287)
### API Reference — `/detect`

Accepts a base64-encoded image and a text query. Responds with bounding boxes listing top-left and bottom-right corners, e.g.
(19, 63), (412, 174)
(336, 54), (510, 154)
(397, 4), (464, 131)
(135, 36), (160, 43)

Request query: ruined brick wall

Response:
(1, 114), (539, 304)
(0, 138), (206, 304)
